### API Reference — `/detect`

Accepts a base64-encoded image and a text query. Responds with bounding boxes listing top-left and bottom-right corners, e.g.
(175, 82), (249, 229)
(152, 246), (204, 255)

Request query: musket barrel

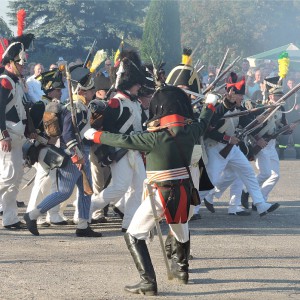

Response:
(203, 56), (241, 94)
(216, 48), (229, 78)
(219, 82), (300, 159)
(83, 39), (97, 68)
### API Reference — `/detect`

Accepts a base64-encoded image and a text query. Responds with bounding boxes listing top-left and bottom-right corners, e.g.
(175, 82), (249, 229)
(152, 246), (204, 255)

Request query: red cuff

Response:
(71, 154), (81, 164)
(223, 135), (231, 143)
(93, 131), (103, 144)
(207, 104), (216, 112)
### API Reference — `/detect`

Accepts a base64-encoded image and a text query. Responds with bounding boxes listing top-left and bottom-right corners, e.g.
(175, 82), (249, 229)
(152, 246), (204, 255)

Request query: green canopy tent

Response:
(247, 43), (300, 72)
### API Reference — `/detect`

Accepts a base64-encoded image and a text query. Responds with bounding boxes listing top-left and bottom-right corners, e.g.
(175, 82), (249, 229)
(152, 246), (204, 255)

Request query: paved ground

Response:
(1, 160), (300, 300)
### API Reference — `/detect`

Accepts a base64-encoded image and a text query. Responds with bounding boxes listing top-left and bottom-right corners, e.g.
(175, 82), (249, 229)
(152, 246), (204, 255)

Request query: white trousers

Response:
(204, 143), (265, 205)
(206, 167), (244, 213)
(190, 164), (201, 214)
(26, 147), (67, 223)
(89, 145), (111, 219)
(255, 139), (280, 201)
(91, 150), (146, 229)
(0, 135), (24, 226)
(128, 185), (193, 243)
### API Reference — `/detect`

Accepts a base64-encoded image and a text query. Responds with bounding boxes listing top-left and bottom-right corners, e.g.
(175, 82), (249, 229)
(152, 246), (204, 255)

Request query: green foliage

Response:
(180, 0), (300, 65)
(7, 0), (149, 62)
(141, 0), (181, 71)
(6, 0), (300, 70)
(0, 17), (12, 37)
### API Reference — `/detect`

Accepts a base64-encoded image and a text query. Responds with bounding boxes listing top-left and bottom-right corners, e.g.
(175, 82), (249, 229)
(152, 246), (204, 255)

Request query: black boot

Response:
(171, 239), (190, 284)
(278, 148), (285, 160)
(296, 148), (300, 159)
(165, 231), (174, 259)
(124, 233), (157, 296)
(103, 204), (109, 217)
(241, 191), (249, 209)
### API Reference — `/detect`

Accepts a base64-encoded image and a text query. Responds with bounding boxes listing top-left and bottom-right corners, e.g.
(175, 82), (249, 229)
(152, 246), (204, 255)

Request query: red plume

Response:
(0, 38), (9, 64)
(17, 9), (26, 37)
(226, 78), (246, 91)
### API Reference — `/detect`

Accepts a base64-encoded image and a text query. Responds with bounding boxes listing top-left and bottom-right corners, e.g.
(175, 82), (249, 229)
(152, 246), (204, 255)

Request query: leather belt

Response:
(153, 178), (189, 187)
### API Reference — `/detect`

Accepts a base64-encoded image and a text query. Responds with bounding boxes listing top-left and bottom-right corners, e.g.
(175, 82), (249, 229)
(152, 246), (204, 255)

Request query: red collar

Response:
(160, 114), (186, 127)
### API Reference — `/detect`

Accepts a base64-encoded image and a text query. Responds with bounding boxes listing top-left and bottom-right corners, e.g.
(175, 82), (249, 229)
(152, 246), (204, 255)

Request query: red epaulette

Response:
(108, 98), (120, 108)
(0, 78), (13, 90)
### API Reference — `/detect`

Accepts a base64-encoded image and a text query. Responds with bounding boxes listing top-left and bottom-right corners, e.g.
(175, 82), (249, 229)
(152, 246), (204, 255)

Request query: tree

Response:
(0, 17), (12, 37)
(141, 0), (181, 71)
(180, 0), (300, 65)
(7, 0), (149, 63)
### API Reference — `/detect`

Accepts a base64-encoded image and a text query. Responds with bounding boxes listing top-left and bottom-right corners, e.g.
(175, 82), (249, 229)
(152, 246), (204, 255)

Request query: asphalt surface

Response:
(0, 159), (300, 300)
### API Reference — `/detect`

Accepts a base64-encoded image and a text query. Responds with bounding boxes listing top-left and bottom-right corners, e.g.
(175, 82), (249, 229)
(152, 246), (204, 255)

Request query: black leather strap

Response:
(166, 128), (196, 189)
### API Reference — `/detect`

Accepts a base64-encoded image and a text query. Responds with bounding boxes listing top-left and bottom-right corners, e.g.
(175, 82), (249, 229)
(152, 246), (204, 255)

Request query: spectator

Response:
(26, 63), (45, 103)
(49, 63), (58, 70)
(245, 75), (256, 98)
(239, 59), (250, 79)
(202, 65), (216, 86)
(24, 62), (36, 79)
(101, 59), (112, 78)
(246, 69), (262, 99)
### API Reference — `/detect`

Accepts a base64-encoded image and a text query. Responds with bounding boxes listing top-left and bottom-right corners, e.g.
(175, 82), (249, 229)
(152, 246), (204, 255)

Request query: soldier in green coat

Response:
(85, 85), (217, 296)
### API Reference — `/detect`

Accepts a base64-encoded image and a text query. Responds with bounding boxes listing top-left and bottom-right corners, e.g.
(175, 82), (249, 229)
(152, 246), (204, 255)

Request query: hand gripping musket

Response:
(146, 183), (173, 280)
(83, 39), (97, 69)
(203, 56), (241, 95)
(219, 81), (300, 159)
(65, 64), (93, 195)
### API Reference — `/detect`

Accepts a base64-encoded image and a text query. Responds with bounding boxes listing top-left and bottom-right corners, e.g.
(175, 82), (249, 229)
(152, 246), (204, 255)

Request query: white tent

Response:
(247, 43), (300, 71)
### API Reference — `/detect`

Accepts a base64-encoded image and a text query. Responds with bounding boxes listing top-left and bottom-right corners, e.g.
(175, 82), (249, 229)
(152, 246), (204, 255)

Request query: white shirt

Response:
(26, 74), (44, 103)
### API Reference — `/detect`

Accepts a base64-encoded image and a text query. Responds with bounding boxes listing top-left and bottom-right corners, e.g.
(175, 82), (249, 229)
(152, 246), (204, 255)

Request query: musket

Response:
(105, 83), (115, 100)
(221, 104), (279, 119)
(194, 59), (201, 70)
(215, 48), (229, 78)
(250, 118), (300, 157)
(191, 95), (205, 107)
(83, 39), (97, 69)
(182, 88), (205, 105)
(0, 37), (7, 52)
(21, 174), (36, 190)
(219, 81), (300, 159)
(146, 184), (173, 280)
(203, 56), (241, 95)
(196, 64), (205, 74)
(65, 64), (93, 195)
(190, 88), (223, 107)
(214, 82), (226, 93)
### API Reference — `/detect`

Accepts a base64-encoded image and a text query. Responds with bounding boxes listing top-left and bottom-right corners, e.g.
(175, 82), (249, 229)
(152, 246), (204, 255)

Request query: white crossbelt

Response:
(146, 167), (189, 183)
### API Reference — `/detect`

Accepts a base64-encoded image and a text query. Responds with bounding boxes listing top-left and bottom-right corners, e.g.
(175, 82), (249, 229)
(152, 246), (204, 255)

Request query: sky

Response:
(0, 0), (17, 34)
